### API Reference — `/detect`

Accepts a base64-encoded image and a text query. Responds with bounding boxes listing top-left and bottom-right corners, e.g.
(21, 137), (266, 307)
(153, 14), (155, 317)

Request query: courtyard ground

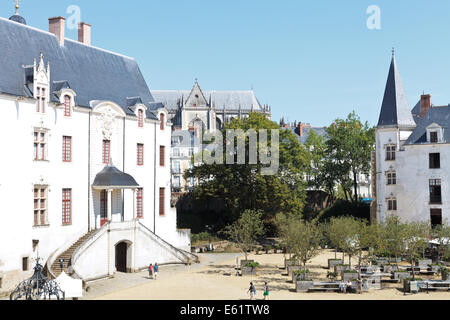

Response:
(88, 250), (450, 300)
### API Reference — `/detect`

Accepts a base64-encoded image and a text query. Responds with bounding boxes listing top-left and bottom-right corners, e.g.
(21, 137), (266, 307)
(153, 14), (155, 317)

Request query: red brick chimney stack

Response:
(298, 122), (303, 137)
(420, 94), (431, 118)
(78, 22), (92, 45)
(48, 17), (65, 46)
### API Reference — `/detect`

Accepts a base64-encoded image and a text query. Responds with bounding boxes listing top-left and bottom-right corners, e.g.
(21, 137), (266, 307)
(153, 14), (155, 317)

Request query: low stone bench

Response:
(418, 280), (450, 292)
(295, 281), (340, 293)
(328, 259), (343, 269)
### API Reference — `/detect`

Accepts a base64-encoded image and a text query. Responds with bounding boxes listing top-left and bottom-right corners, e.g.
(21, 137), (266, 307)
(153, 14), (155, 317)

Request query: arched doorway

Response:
(115, 242), (129, 273)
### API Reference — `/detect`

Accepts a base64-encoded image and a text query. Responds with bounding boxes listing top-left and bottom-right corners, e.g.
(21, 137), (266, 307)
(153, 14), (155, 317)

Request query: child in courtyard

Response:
(148, 263), (153, 279)
(263, 282), (269, 300)
(154, 262), (159, 280)
(248, 282), (256, 300)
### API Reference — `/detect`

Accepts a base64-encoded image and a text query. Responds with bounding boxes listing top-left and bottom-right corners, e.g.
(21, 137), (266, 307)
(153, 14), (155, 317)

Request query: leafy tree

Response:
(277, 214), (322, 274)
(186, 113), (309, 229)
(403, 222), (431, 280)
(379, 215), (407, 267)
(326, 216), (358, 264)
(221, 209), (265, 261)
(346, 220), (381, 294)
(304, 130), (329, 192)
(324, 112), (375, 203)
(430, 222), (450, 264)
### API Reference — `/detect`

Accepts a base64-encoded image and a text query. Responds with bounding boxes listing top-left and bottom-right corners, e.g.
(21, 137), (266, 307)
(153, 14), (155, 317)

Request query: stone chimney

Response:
(298, 122), (304, 137)
(420, 94), (431, 118)
(78, 22), (91, 45)
(49, 17), (65, 46)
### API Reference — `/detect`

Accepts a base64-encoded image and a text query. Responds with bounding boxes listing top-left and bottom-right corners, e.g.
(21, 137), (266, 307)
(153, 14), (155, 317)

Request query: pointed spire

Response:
(377, 52), (415, 128)
(14, 0), (20, 15)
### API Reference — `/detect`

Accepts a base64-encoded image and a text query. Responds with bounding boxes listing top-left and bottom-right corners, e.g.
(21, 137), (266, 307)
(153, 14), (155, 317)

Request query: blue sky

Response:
(2, 0), (450, 127)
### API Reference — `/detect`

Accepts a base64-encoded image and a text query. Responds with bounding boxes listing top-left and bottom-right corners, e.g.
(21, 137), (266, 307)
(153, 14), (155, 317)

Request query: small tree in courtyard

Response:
(379, 215), (408, 267)
(431, 222), (450, 264)
(403, 222), (431, 281)
(286, 218), (323, 276)
(222, 209), (265, 261)
(326, 216), (359, 266)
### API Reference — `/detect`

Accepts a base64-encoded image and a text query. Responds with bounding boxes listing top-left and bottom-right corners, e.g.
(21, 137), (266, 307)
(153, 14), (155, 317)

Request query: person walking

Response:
(154, 262), (159, 280)
(248, 282), (256, 300)
(148, 263), (153, 279)
(263, 282), (270, 300)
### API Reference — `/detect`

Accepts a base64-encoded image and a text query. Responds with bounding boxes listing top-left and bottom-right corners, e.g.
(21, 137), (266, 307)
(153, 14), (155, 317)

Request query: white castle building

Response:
(0, 11), (196, 294)
(372, 53), (449, 226)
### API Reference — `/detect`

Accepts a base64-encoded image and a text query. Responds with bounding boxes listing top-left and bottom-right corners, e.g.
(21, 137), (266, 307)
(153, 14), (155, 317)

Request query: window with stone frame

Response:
(34, 186), (48, 226)
(159, 188), (165, 216)
(429, 153), (441, 169)
(36, 87), (46, 113)
(431, 209), (443, 227)
(430, 131), (438, 143)
(387, 171), (397, 185)
(386, 145), (396, 161)
(62, 188), (72, 225)
(429, 179), (442, 204)
(103, 140), (111, 165)
(387, 198), (397, 211)
(160, 146), (165, 167)
(34, 131), (47, 161)
(62, 136), (72, 162)
(138, 109), (144, 128)
(137, 143), (144, 166)
(22, 257), (29, 271)
(64, 95), (71, 117)
(160, 113), (165, 130)
(136, 188), (143, 218)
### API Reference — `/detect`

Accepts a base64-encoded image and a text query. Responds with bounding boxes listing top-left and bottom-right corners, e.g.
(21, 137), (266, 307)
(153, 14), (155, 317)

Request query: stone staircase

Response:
(49, 230), (97, 278)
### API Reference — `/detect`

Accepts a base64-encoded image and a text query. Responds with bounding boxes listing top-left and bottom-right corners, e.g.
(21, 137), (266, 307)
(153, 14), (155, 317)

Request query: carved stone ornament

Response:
(100, 107), (115, 140)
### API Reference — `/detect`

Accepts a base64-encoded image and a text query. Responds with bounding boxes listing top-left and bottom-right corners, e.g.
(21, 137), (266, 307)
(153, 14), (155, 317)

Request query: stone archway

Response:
(115, 241), (131, 273)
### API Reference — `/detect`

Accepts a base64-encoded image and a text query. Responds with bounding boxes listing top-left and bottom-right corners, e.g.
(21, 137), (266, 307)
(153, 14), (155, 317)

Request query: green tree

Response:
(277, 213), (322, 274)
(403, 222), (431, 280)
(379, 215), (407, 267)
(430, 222), (450, 264)
(324, 112), (375, 203)
(222, 209), (265, 261)
(186, 113), (309, 229)
(326, 216), (358, 264)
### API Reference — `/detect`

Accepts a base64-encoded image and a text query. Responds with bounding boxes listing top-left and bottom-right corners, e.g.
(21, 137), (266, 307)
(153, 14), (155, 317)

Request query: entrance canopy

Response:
(93, 165), (139, 189)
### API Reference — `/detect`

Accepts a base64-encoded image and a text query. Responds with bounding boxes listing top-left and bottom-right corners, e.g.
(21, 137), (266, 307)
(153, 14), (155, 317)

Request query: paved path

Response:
(81, 253), (243, 300)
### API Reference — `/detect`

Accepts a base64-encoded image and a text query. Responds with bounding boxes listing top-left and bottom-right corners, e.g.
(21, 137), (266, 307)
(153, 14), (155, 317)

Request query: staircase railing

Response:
(45, 227), (89, 279)
(137, 221), (199, 264)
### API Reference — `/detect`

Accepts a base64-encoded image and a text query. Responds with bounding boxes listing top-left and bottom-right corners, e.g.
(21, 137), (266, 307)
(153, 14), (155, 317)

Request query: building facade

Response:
(0, 12), (194, 294)
(372, 54), (449, 225)
(152, 81), (271, 194)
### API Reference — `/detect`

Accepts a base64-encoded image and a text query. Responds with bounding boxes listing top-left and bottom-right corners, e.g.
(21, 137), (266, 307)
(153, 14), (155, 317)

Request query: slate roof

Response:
(151, 90), (262, 111)
(283, 126), (328, 144)
(404, 105), (450, 145)
(0, 17), (158, 120)
(92, 165), (139, 188)
(377, 56), (416, 128)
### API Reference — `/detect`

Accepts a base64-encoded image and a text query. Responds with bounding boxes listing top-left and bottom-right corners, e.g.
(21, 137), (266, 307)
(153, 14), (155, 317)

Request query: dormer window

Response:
(160, 113), (165, 131)
(64, 95), (71, 117)
(138, 109), (144, 128)
(36, 87), (46, 113)
(430, 132), (438, 143)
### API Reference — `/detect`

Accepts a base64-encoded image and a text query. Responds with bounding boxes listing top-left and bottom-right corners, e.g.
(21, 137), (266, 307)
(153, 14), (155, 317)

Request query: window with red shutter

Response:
(136, 188), (143, 218)
(138, 109), (144, 128)
(159, 188), (165, 216)
(103, 140), (111, 165)
(64, 95), (71, 117)
(160, 113), (165, 130)
(160, 146), (165, 167)
(62, 189), (72, 225)
(137, 143), (144, 166)
(63, 136), (72, 162)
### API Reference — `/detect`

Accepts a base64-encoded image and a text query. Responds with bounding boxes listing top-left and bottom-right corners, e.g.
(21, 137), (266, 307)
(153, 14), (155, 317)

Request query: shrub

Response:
(294, 269), (310, 275)
(245, 262), (260, 268)
(327, 272), (338, 279)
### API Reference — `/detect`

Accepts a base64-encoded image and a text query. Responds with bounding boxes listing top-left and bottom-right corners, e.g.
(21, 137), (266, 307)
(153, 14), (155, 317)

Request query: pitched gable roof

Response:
(0, 17), (156, 119)
(405, 106), (450, 145)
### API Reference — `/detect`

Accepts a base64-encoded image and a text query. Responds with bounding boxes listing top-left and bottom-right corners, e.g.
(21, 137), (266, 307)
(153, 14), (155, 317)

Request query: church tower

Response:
(373, 51), (416, 223)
